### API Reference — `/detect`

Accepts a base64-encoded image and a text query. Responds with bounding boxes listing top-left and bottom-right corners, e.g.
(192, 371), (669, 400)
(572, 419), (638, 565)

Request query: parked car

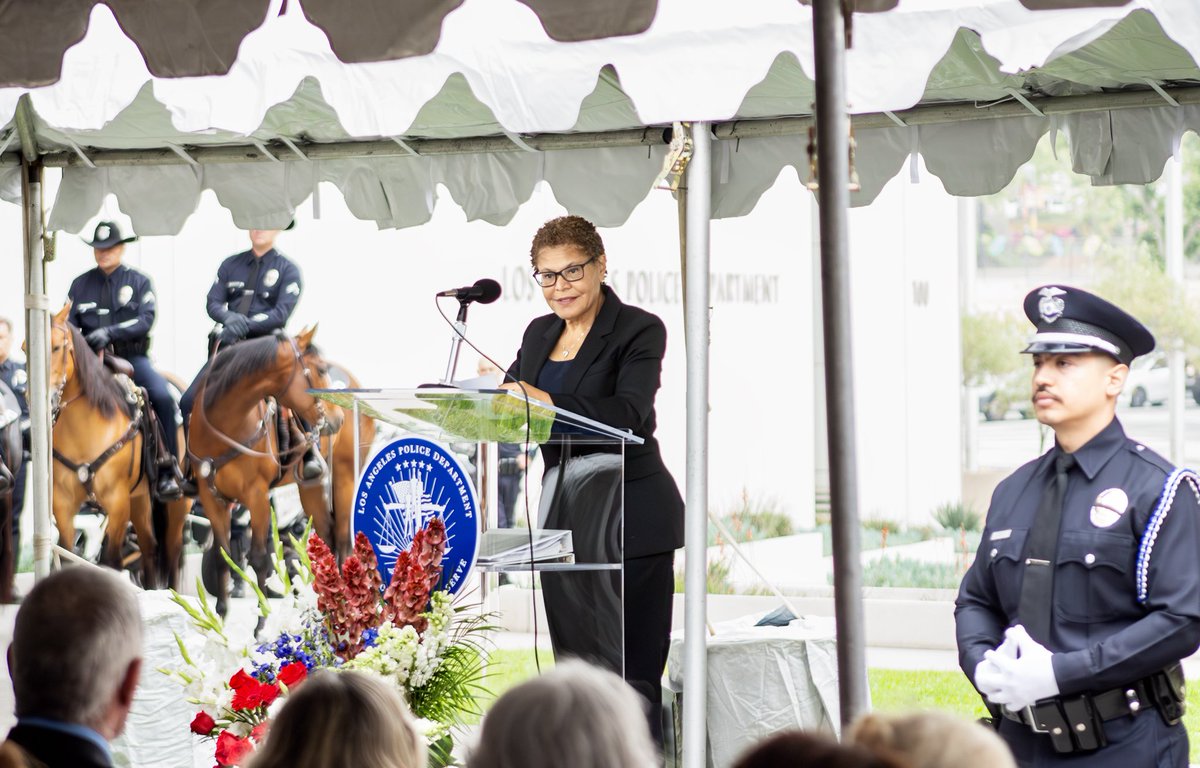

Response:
(1122, 352), (1197, 408)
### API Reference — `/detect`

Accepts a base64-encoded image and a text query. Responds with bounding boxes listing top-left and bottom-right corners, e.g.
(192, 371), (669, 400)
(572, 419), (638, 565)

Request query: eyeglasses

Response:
(532, 256), (596, 288)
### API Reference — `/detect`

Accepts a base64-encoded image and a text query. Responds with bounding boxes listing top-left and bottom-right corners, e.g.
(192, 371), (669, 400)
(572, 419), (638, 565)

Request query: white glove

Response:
(981, 624), (1060, 712)
(973, 631), (1019, 699)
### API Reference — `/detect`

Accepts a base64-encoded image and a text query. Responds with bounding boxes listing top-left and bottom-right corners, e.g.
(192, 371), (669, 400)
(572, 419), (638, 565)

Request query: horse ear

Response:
(54, 301), (71, 325)
(296, 324), (317, 351)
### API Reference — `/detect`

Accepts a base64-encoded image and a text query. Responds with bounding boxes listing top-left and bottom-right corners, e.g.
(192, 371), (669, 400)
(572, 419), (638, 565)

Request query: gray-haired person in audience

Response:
(468, 660), (658, 768)
(848, 711), (1016, 768)
(3, 568), (143, 768)
(247, 670), (425, 768)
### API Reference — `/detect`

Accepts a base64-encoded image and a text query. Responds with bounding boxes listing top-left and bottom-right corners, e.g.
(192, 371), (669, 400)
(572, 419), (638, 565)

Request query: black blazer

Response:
(507, 286), (685, 558)
(6, 723), (112, 768)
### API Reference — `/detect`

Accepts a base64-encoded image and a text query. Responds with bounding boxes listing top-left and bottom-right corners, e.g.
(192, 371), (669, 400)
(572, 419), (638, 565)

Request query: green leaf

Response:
(220, 547), (271, 618)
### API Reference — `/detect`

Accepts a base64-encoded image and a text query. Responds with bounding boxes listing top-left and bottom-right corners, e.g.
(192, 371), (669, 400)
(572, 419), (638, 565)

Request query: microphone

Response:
(437, 278), (502, 304)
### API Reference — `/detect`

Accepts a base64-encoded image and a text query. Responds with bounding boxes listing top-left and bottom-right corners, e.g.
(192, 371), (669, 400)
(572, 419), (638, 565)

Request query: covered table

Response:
(667, 613), (849, 768)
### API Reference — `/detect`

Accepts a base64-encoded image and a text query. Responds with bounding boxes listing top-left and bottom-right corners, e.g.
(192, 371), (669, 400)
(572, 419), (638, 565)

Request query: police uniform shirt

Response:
(206, 248), (301, 337)
(67, 265), (156, 344)
(956, 417), (1200, 697)
(0, 359), (27, 419)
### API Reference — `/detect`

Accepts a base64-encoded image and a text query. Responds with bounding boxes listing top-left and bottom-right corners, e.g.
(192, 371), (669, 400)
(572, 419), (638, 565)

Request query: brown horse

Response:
(48, 303), (190, 588)
(187, 327), (344, 614)
(316, 363), (374, 562)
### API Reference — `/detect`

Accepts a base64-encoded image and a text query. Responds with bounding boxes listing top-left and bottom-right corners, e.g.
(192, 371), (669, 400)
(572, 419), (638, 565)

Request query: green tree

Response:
(960, 310), (1026, 386)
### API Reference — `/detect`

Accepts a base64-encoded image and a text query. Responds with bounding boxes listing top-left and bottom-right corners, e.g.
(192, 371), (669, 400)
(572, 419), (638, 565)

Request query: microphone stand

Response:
(440, 299), (471, 386)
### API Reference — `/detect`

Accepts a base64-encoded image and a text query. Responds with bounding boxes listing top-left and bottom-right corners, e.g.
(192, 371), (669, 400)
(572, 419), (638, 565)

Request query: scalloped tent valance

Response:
(0, 0), (1194, 234)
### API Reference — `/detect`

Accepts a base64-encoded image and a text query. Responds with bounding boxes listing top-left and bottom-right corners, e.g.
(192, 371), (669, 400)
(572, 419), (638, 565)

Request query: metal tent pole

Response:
(1165, 156), (1184, 465)
(20, 162), (51, 581)
(14, 95), (52, 582)
(682, 122), (711, 768)
(813, 0), (869, 726)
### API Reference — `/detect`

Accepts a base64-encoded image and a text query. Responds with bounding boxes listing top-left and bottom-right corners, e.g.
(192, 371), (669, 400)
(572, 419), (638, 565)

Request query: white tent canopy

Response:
(0, 0), (1198, 233)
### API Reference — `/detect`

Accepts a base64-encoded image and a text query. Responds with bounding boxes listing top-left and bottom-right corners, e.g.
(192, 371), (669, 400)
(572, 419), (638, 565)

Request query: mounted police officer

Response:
(66, 221), (184, 500)
(956, 285), (1200, 767)
(179, 225), (322, 491)
(0, 316), (28, 551)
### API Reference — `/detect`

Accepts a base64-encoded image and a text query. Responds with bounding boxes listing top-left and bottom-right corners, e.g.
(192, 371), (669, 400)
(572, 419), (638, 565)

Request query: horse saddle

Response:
(101, 352), (135, 379)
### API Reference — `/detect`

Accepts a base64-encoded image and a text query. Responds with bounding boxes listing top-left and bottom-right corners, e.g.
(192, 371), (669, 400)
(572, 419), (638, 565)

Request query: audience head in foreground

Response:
(6, 566), (143, 768)
(468, 660), (658, 768)
(848, 711), (1016, 768)
(247, 670), (426, 768)
(732, 730), (910, 768)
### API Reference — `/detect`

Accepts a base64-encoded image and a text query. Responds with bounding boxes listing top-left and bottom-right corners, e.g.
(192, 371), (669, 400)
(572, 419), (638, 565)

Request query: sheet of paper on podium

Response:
(476, 529), (573, 566)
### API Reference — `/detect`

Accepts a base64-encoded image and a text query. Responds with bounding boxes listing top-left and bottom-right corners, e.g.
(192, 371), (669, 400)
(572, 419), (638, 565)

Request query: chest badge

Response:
(263, 268), (280, 288)
(1090, 487), (1129, 528)
(117, 285), (133, 305)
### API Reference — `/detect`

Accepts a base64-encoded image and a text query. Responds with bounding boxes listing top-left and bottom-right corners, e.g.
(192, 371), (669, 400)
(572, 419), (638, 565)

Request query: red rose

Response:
(214, 731), (254, 766)
(229, 669), (256, 690)
(250, 721), (269, 743)
(277, 661), (307, 688)
(190, 711), (216, 735)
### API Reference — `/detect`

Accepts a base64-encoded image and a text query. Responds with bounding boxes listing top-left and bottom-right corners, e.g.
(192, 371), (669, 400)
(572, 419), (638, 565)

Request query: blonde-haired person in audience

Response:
(468, 660), (658, 768)
(731, 730), (911, 768)
(247, 670), (425, 768)
(848, 711), (1015, 768)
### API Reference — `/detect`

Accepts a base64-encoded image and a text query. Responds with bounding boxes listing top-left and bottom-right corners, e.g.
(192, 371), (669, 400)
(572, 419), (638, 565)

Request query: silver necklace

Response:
(560, 324), (591, 358)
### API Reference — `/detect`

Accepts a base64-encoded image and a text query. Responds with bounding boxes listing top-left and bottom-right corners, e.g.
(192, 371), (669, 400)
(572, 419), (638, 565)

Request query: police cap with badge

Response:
(85, 220), (138, 250)
(1022, 285), (1155, 366)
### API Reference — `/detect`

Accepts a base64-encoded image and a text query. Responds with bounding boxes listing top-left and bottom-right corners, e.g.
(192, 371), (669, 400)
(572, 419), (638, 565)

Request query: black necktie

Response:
(235, 257), (261, 316)
(100, 276), (115, 327)
(1017, 451), (1076, 645)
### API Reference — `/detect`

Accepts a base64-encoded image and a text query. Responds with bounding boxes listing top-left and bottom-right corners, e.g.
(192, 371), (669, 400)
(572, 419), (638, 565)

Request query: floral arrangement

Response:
(163, 517), (489, 767)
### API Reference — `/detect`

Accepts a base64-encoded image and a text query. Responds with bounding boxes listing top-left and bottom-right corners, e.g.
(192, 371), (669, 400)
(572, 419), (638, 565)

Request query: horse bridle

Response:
(49, 321), (78, 424)
(191, 335), (329, 467)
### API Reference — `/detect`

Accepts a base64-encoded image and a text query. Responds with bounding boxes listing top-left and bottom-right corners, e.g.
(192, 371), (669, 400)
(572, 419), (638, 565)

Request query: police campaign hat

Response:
(84, 220), (137, 249)
(1021, 285), (1155, 366)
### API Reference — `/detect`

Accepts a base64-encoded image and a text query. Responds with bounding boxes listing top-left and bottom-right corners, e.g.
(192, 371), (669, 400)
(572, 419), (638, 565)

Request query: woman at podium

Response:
(502, 215), (685, 744)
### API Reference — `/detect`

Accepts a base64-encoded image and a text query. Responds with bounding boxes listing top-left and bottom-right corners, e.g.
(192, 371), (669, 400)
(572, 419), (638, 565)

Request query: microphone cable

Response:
(434, 295), (543, 675)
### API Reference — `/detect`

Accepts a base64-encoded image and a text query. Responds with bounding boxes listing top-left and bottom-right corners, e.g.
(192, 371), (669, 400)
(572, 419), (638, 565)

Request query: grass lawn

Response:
(482, 654), (1200, 762)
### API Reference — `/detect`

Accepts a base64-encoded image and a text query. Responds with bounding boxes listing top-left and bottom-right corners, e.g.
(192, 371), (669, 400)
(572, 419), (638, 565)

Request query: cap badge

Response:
(1038, 286), (1066, 323)
(96, 224), (110, 241)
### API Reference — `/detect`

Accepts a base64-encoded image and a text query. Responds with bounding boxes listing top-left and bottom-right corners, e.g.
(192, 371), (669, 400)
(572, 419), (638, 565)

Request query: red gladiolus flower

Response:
(259, 682), (280, 707)
(214, 731), (254, 766)
(277, 661), (307, 688)
(190, 711), (216, 736)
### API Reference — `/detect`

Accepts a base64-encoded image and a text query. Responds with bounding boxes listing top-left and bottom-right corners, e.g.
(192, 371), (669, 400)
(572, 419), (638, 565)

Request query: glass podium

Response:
(312, 387), (644, 677)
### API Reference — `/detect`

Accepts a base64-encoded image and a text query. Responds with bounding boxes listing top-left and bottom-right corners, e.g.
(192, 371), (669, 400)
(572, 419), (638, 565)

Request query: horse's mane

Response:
(67, 325), (136, 419)
(202, 334), (286, 411)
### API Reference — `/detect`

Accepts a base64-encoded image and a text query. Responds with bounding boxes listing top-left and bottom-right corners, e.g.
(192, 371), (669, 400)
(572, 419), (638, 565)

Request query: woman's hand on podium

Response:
(500, 380), (554, 406)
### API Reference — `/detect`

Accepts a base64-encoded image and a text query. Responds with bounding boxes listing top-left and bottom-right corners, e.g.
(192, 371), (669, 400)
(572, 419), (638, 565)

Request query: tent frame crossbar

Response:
(3, 85), (1199, 169)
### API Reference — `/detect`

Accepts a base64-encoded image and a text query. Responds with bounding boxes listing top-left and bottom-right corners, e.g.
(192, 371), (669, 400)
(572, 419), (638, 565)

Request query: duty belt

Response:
(1000, 664), (1186, 753)
(113, 338), (150, 357)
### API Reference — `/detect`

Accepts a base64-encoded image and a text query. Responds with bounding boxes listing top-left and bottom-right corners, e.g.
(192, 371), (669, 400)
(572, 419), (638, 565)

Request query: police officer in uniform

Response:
(956, 285), (1200, 767)
(179, 226), (322, 486)
(0, 317), (28, 550)
(67, 221), (183, 500)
